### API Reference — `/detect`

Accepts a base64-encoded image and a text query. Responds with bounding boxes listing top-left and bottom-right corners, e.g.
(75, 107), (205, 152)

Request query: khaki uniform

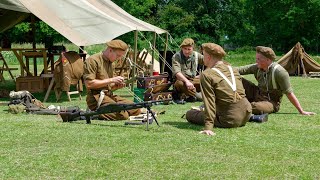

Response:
(237, 62), (293, 114)
(172, 51), (204, 97)
(186, 63), (252, 130)
(54, 51), (84, 93)
(83, 53), (140, 120)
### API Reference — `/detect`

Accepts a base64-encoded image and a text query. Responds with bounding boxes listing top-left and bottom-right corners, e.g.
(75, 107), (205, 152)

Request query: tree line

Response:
(2, 0), (320, 53)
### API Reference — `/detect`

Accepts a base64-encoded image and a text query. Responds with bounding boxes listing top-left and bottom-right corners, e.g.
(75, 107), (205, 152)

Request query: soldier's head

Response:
(180, 38), (194, 58)
(104, 39), (128, 62)
(201, 43), (226, 67)
(255, 46), (276, 70)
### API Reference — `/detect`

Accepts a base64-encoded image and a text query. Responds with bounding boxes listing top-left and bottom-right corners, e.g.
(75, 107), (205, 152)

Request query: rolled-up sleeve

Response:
(83, 58), (97, 81)
(237, 64), (258, 75)
(172, 54), (182, 77)
(275, 69), (293, 94)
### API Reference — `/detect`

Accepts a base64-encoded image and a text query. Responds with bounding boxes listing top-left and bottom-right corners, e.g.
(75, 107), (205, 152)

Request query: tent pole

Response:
(31, 15), (36, 50)
(152, 32), (156, 73)
(300, 59), (307, 77)
(132, 30), (138, 91)
(31, 15), (38, 77)
(162, 32), (169, 73)
(79, 46), (84, 53)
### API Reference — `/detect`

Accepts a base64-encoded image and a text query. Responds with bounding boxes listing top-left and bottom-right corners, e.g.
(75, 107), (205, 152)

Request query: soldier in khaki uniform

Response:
(238, 46), (315, 116)
(83, 39), (141, 120)
(186, 43), (252, 136)
(172, 38), (204, 102)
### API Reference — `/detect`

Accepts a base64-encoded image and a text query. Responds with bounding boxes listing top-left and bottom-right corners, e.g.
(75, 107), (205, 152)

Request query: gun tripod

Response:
(125, 106), (160, 130)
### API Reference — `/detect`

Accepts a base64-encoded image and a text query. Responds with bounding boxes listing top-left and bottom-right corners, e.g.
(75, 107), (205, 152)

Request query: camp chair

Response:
(53, 51), (84, 101)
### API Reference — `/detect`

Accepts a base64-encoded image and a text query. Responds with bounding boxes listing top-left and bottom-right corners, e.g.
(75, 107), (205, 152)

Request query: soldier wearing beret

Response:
(186, 43), (253, 136)
(172, 38), (204, 102)
(83, 39), (141, 120)
(237, 46), (315, 116)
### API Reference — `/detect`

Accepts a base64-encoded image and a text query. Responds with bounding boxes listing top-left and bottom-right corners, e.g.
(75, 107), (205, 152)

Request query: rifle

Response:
(59, 99), (170, 127)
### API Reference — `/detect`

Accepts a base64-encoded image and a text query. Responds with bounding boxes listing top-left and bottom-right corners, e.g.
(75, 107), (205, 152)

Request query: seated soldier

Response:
(83, 39), (141, 120)
(172, 38), (204, 103)
(186, 43), (260, 136)
(237, 46), (315, 116)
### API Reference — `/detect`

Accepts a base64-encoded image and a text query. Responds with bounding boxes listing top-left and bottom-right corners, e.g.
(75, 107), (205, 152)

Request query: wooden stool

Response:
(54, 79), (83, 102)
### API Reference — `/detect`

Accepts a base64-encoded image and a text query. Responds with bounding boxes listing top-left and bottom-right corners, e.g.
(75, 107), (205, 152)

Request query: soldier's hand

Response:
(300, 111), (316, 116)
(111, 76), (124, 84)
(199, 130), (216, 136)
(185, 80), (195, 90)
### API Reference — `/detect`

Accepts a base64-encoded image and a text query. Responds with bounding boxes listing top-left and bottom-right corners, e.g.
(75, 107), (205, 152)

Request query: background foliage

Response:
(2, 0), (320, 53)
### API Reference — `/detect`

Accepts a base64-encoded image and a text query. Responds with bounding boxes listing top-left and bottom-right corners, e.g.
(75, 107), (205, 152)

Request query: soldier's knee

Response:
(251, 102), (274, 114)
(120, 111), (130, 120)
(174, 80), (185, 89)
(186, 109), (205, 125)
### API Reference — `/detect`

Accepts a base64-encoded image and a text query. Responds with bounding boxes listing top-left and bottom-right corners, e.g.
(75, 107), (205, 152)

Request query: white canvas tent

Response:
(0, 0), (167, 46)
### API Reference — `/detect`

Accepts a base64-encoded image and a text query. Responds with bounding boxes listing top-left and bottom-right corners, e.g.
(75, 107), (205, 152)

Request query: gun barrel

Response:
(61, 99), (172, 122)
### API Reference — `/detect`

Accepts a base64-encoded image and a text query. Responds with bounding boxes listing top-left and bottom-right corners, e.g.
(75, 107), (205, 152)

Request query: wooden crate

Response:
(309, 72), (320, 78)
(137, 74), (169, 89)
(144, 91), (172, 101)
(16, 76), (44, 93)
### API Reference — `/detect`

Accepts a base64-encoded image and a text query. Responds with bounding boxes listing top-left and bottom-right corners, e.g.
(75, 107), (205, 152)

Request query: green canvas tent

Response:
(277, 42), (320, 76)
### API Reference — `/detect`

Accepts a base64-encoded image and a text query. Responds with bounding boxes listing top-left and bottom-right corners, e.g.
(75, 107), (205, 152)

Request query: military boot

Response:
(249, 113), (268, 123)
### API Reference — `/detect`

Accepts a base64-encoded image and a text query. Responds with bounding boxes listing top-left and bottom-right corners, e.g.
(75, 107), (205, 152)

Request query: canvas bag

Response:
(8, 91), (46, 113)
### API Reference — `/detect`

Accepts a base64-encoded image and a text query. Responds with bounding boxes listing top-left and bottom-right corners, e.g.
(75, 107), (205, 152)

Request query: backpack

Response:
(8, 91), (46, 113)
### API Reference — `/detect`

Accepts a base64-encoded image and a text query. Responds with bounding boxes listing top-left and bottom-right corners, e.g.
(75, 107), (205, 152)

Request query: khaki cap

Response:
(202, 43), (226, 58)
(256, 46), (276, 60)
(106, 39), (128, 51)
(180, 38), (194, 48)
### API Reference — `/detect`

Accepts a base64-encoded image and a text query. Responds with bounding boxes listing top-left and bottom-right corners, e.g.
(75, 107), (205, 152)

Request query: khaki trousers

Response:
(86, 92), (141, 121)
(174, 78), (200, 98)
(242, 78), (280, 114)
(186, 98), (252, 128)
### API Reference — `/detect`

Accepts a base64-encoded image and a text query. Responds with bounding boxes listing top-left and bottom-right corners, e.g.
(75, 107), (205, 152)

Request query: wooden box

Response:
(16, 76), (44, 93)
(137, 74), (169, 89)
(144, 91), (172, 101)
(309, 72), (320, 78)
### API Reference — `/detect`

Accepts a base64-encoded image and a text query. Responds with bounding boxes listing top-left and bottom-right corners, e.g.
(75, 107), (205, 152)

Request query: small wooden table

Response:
(0, 48), (48, 77)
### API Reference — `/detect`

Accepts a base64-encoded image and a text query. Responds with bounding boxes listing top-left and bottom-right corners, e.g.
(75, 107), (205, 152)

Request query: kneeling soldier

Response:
(83, 39), (141, 120)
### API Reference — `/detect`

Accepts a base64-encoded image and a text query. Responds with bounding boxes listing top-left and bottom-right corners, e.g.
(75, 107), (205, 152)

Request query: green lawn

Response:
(1, 77), (319, 179)
(0, 45), (319, 179)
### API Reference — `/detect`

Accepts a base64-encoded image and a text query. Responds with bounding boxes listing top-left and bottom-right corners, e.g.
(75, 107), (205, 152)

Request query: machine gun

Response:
(59, 100), (170, 128)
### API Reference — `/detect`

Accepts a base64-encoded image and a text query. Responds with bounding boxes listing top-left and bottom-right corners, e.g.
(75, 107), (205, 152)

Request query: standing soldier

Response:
(172, 38), (204, 103)
(83, 39), (141, 120)
(186, 43), (256, 136)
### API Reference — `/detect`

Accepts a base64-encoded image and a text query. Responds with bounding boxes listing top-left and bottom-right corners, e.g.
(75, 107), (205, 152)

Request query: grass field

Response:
(0, 44), (319, 179)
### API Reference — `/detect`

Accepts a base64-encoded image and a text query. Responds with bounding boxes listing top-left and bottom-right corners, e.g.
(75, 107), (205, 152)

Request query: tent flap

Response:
(1, 0), (167, 46)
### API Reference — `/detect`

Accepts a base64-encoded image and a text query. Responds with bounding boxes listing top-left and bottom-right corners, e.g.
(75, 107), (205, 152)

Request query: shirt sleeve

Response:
(237, 64), (258, 75)
(172, 53), (182, 77)
(83, 58), (97, 81)
(200, 72), (216, 130)
(275, 69), (293, 94)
